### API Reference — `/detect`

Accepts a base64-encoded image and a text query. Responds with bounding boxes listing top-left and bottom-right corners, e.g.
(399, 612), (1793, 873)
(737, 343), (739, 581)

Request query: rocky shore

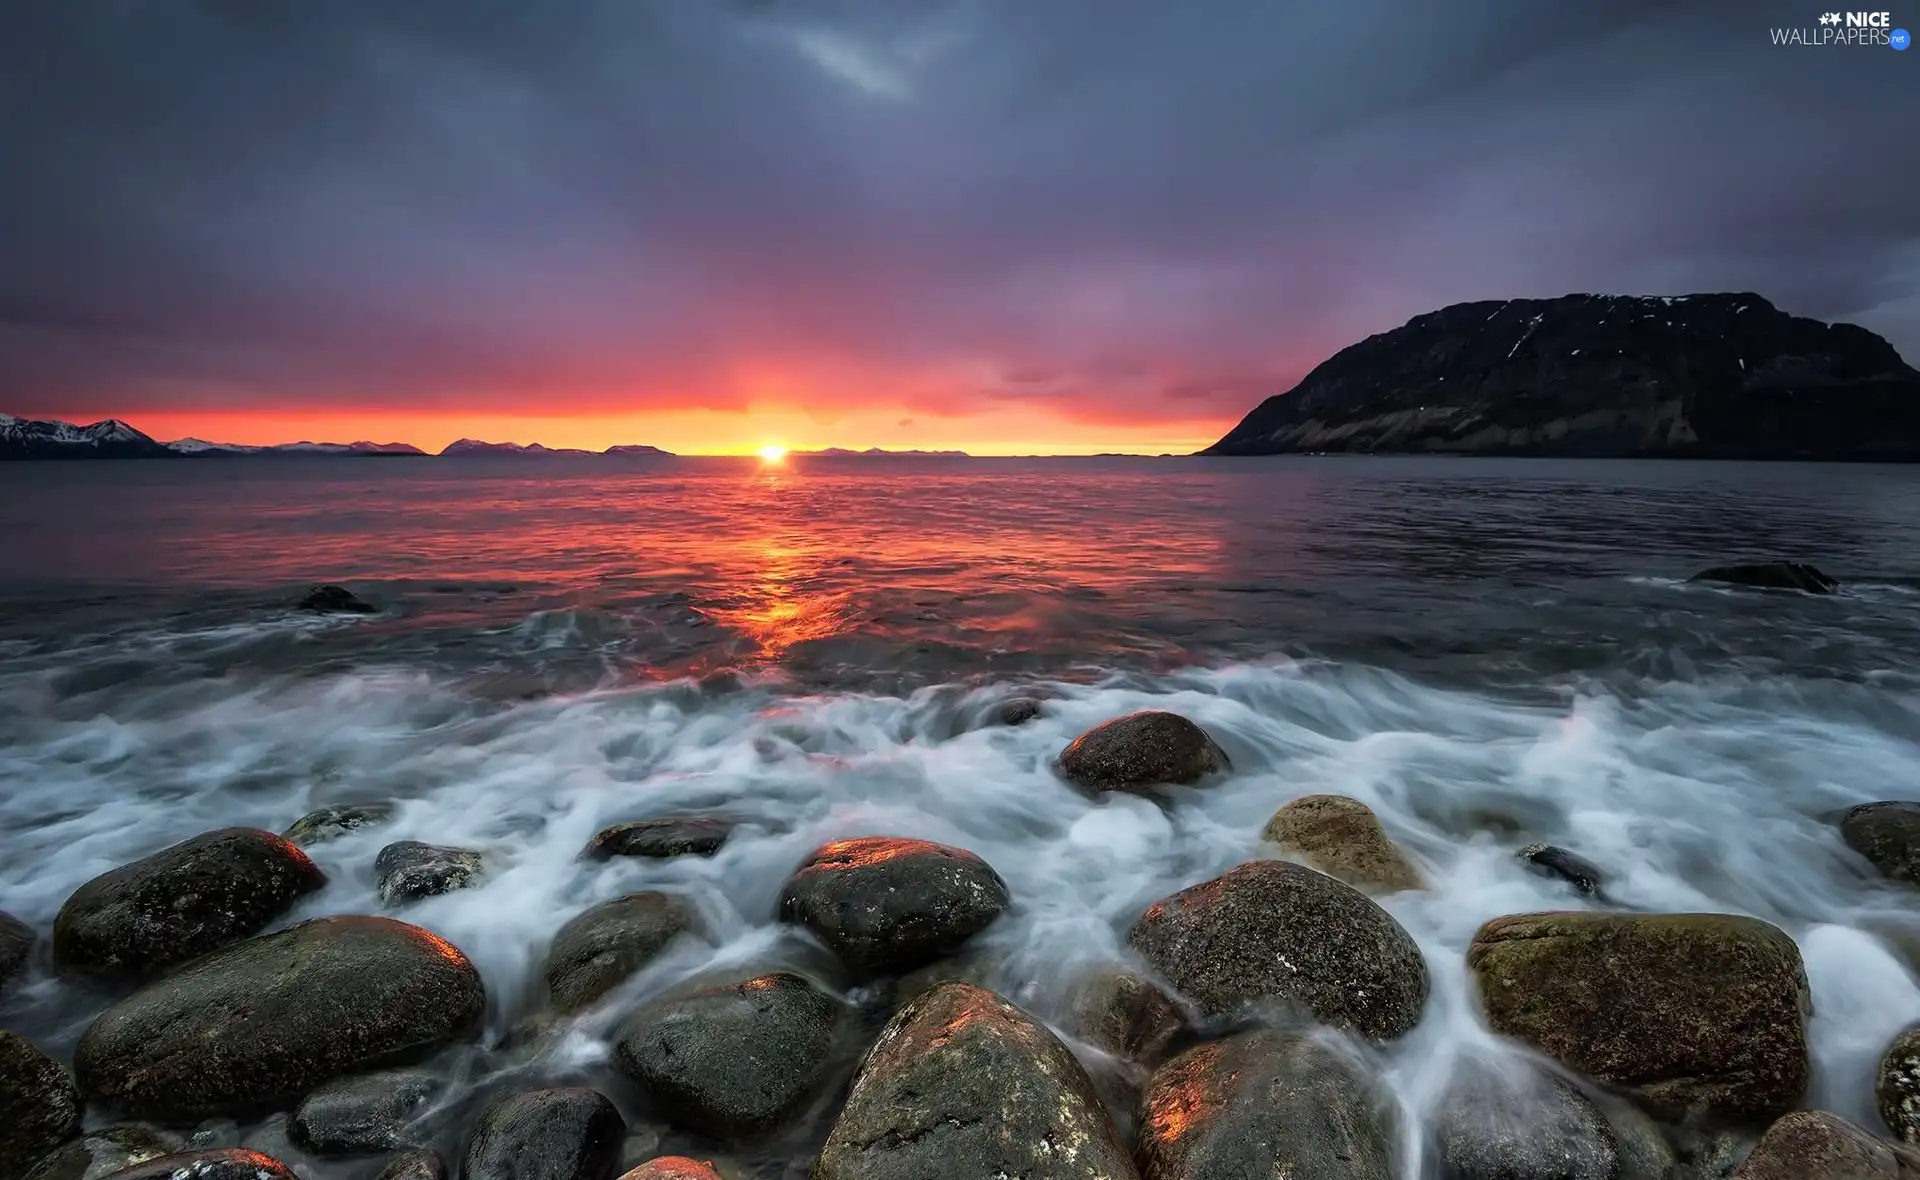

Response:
(3, 685), (1918, 1180)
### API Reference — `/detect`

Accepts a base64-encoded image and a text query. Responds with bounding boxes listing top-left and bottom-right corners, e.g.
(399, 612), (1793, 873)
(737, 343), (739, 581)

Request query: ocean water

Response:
(5, 454), (1920, 1174)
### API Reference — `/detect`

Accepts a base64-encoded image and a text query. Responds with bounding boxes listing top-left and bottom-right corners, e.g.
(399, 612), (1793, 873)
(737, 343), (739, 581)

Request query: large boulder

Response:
(1841, 803), (1920, 886)
(1126, 860), (1429, 1040)
(581, 818), (736, 861)
(1261, 795), (1426, 893)
(373, 842), (487, 905)
(284, 803), (396, 848)
(1730, 1111), (1920, 1179)
(290, 1069), (442, 1155)
(1, 1031), (83, 1180)
(544, 893), (704, 1013)
(1057, 711), (1229, 796)
(814, 981), (1137, 1180)
(1689, 563), (1838, 594)
(53, 828), (327, 979)
(459, 1089), (626, 1180)
(1137, 1028), (1396, 1180)
(22, 1124), (184, 1180)
(777, 837), (1010, 977)
(612, 971), (847, 1140)
(1431, 1062), (1620, 1180)
(1, 910), (31, 990)
(1467, 912), (1809, 1124)
(1880, 1024), (1920, 1145)
(75, 915), (486, 1121)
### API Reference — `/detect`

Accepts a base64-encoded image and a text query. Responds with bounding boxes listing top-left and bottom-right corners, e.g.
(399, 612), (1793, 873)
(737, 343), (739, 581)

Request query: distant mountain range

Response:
(0, 415), (680, 461)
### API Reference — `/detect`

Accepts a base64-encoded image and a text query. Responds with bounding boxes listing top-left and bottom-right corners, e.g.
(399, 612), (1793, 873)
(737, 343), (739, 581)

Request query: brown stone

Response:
(1731, 1111), (1920, 1179)
(1261, 794), (1425, 893)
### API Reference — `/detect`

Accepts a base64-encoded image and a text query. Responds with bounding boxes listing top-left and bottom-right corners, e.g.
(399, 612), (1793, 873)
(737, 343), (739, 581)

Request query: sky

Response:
(2, 1), (1916, 456)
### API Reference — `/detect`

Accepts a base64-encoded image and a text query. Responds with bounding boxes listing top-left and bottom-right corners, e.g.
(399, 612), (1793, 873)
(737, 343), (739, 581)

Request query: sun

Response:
(757, 444), (789, 463)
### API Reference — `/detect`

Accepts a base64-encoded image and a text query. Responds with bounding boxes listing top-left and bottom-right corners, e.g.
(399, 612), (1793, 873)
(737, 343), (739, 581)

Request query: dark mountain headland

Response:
(1204, 293), (1920, 459)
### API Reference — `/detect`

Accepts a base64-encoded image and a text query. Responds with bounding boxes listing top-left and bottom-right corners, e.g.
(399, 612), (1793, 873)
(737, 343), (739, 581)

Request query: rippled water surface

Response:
(5, 455), (1920, 1175)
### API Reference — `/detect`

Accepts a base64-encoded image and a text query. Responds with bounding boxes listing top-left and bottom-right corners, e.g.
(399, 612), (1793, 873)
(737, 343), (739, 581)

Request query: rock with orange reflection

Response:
(612, 972), (848, 1140)
(1136, 1028), (1396, 1180)
(813, 981), (1137, 1180)
(543, 892), (705, 1013)
(1126, 860), (1428, 1041)
(90, 1149), (302, 1180)
(1056, 711), (1229, 797)
(777, 837), (1010, 977)
(74, 915), (486, 1121)
(616, 1159), (724, 1180)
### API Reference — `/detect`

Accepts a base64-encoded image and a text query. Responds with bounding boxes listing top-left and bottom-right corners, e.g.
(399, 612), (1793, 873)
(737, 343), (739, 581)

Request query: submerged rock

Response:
(1880, 1025), (1920, 1145)
(53, 827), (327, 979)
(1, 909), (32, 990)
(1467, 912), (1809, 1124)
(1841, 803), (1920, 886)
(1261, 794), (1426, 893)
(93, 1150), (302, 1180)
(1057, 711), (1229, 796)
(299, 585), (377, 614)
(460, 1089), (625, 1180)
(613, 972), (847, 1140)
(23, 1124), (184, 1180)
(994, 696), (1044, 727)
(75, 915), (486, 1121)
(1730, 1110), (1920, 1179)
(283, 803), (397, 848)
(290, 1069), (442, 1155)
(1127, 859), (1429, 1040)
(1063, 965), (1188, 1066)
(1137, 1028), (1396, 1180)
(1689, 562), (1839, 594)
(1, 1031), (83, 1180)
(814, 981), (1136, 1180)
(777, 837), (1010, 977)
(373, 841), (487, 905)
(374, 1150), (446, 1180)
(580, 818), (735, 861)
(1518, 843), (1610, 898)
(617, 1161), (723, 1180)
(543, 892), (704, 1013)
(1432, 1062), (1619, 1180)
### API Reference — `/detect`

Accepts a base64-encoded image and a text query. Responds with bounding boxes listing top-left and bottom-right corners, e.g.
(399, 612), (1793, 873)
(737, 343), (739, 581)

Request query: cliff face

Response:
(1202, 294), (1920, 459)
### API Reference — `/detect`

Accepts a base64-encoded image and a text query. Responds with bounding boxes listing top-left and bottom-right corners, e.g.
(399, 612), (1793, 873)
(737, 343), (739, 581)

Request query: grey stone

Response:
(777, 837), (1009, 978)
(1729, 1111), (1920, 1179)
(1056, 711), (1229, 796)
(290, 1069), (442, 1155)
(1, 909), (33, 991)
(283, 804), (396, 848)
(373, 842), (486, 905)
(1, 1031), (83, 1180)
(1433, 1063), (1619, 1180)
(92, 1150), (300, 1180)
(543, 894), (703, 1013)
(1842, 803), (1920, 887)
(459, 1088), (625, 1180)
(581, 819), (735, 861)
(22, 1124), (185, 1180)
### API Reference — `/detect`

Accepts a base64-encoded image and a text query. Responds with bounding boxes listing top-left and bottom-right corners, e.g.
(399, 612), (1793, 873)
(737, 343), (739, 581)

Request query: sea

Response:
(4, 454), (1920, 1174)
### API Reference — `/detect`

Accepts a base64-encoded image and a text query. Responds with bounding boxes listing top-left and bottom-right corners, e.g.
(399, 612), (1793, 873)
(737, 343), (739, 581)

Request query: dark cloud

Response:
(1, 0), (1913, 423)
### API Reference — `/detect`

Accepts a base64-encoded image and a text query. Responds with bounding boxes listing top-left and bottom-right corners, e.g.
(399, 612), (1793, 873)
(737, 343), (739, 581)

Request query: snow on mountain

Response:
(439, 439), (593, 456)
(1, 414), (172, 459)
(167, 437), (263, 454)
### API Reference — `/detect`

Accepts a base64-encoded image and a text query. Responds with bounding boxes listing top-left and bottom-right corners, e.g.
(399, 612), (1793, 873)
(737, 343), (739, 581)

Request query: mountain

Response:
(1203, 293), (1920, 460)
(800, 447), (970, 457)
(601, 444), (673, 457)
(165, 438), (425, 456)
(439, 439), (595, 457)
(0, 414), (173, 459)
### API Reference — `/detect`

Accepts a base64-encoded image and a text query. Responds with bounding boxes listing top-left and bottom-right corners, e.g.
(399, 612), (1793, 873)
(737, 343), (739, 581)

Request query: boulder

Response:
(53, 828), (327, 979)
(22, 1124), (184, 1180)
(1261, 794), (1426, 892)
(1432, 1062), (1619, 1180)
(284, 804), (396, 848)
(1598, 1096), (1679, 1180)
(1880, 1024), (1920, 1145)
(1137, 1028), (1395, 1180)
(813, 981), (1136, 1180)
(1518, 844), (1609, 899)
(460, 1089), (626, 1180)
(612, 972), (847, 1140)
(1688, 563), (1839, 594)
(1730, 1111), (1920, 1179)
(373, 841), (486, 905)
(374, 1150), (446, 1180)
(290, 1069), (442, 1155)
(616, 1162), (724, 1180)
(994, 697), (1043, 727)
(1063, 965), (1188, 1066)
(543, 893), (704, 1013)
(95, 1151), (301, 1180)
(1467, 912), (1809, 1124)
(1841, 803), (1920, 886)
(1, 1032), (83, 1180)
(1056, 711), (1229, 796)
(1127, 860), (1429, 1040)
(299, 585), (377, 613)
(580, 818), (735, 861)
(777, 837), (1010, 977)
(1, 909), (32, 990)
(75, 915), (486, 1121)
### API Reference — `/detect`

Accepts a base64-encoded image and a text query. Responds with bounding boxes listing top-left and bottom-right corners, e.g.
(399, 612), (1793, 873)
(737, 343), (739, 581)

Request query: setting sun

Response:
(757, 444), (789, 463)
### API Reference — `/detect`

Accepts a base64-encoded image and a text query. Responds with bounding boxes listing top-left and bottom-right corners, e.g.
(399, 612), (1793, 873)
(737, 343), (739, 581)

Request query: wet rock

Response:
(1064, 965), (1188, 1066)
(1670, 1129), (1747, 1180)
(1688, 562), (1838, 594)
(580, 818), (735, 861)
(1261, 794), (1426, 893)
(1137, 1027), (1395, 1180)
(612, 972), (847, 1140)
(1467, 912), (1809, 1124)
(53, 827), (327, 980)
(459, 1088), (625, 1180)
(1, 909), (32, 990)
(617, 1161), (723, 1180)
(299, 585), (377, 614)
(186, 1123), (241, 1150)
(777, 837), (1010, 977)
(1880, 1024), (1920, 1145)
(544, 893), (704, 1013)
(75, 914), (486, 1121)
(814, 981), (1136, 1180)
(93, 1150), (300, 1180)
(1056, 711), (1229, 796)
(1519, 844), (1610, 898)
(283, 804), (396, 848)
(374, 1150), (446, 1180)
(373, 841), (486, 905)
(994, 697), (1043, 727)
(1730, 1111), (1920, 1179)
(1433, 1062), (1619, 1180)
(1599, 1096), (1679, 1180)
(2, 1031), (83, 1180)
(1126, 859), (1430, 1040)
(238, 1116), (310, 1172)
(290, 1069), (441, 1155)
(22, 1124), (185, 1180)
(1841, 803), (1920, 886)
